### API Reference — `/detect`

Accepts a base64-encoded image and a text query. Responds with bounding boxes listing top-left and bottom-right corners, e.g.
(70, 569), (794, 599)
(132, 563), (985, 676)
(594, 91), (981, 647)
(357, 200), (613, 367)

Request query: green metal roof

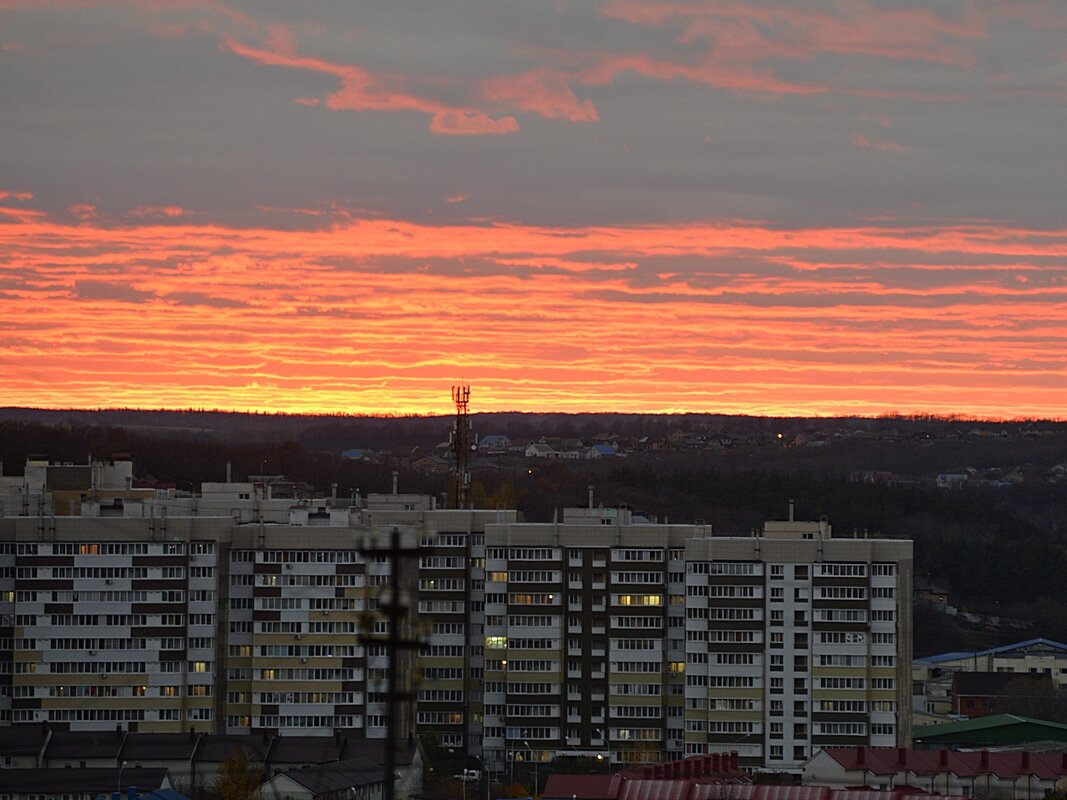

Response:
(914, 713), (1067, 741)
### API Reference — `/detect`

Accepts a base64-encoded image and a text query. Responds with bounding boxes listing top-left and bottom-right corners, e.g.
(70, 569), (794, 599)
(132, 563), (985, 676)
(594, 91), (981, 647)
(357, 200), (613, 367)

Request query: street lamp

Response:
(523, 741), (538, 797)
(118, 760), (128, 795)
(593, 729), (609, 773)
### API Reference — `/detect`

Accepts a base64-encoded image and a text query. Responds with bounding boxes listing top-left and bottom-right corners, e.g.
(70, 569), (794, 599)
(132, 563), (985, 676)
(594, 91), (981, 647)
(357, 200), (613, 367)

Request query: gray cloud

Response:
(164, 292), (250, 308)
(0, 1), (1064, 232)
(72, 280), (155, 303)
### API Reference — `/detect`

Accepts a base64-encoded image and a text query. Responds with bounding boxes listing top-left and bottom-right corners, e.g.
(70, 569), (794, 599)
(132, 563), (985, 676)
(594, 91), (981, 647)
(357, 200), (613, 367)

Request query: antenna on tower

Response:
(450, 385), (473, 508)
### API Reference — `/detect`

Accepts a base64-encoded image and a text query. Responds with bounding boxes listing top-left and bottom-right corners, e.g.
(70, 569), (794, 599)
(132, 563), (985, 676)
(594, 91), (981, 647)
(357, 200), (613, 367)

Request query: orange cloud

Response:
(223, 36), (519, 136)
(480, 68), (599, 122)
(2, 207), (1067, 418)
(128, 205), (186, 218)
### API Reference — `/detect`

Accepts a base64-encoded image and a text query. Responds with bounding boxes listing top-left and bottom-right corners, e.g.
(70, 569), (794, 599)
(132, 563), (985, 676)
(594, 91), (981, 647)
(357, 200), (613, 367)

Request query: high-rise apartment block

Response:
(0, 460), (911, 774)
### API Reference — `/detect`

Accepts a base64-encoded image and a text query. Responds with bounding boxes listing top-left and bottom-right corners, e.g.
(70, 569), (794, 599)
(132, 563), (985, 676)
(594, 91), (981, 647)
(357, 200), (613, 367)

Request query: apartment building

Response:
(477, 511), (912, 775)
(0, 460), (911, 776)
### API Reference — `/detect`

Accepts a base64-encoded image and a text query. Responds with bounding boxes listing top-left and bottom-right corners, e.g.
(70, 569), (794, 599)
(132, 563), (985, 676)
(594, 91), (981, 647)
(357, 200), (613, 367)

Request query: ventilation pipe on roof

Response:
(226, 461), (232, 483)
(588, 485), (595, 509)
(789, 499), (795, 522)
(392, 470), (399, 495)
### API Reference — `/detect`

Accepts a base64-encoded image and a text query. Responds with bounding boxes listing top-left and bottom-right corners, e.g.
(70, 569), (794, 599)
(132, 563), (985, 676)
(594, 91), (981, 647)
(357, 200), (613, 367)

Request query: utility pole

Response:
(359, 527), (421, 800)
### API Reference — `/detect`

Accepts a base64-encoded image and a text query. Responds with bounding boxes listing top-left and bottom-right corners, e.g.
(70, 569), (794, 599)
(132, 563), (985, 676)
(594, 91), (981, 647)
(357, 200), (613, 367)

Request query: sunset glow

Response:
(3, 1), (1066, 418)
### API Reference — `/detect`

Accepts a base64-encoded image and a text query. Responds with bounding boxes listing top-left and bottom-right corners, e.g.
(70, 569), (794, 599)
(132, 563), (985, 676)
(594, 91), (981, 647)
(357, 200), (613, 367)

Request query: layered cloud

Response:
(2, 205), (1066, 417)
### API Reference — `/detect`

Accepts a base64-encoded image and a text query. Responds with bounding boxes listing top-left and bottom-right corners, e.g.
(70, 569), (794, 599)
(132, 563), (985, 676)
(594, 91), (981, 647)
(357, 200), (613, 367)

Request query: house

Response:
(259, 740), (422, 800)
(43, 727), (126, 768)
(525, 442), (555, 458)
(0, 723), (50, 768)
(0, 768), (170, 800)
(544, 754), (964, 800)
(410, 454), (451, 472)
(914, 577), (950, 606)
(802, 745), (1067, 799)
(119, 732), (200, 790)
(266, 735), (347, 776)
(543, 753), (748, 800)
(190, 733), (273, 790)
(259, 756), (385, 800)
(478, 435), (512, 455)
(914, 639), (1067, 712)
(951, 672), (1053, 718)
(586, 444), (617, 459)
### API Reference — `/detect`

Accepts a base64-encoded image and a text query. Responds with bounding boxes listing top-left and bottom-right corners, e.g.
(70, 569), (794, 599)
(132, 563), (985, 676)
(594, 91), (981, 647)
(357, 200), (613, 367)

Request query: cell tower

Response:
(450, 384), (473, 508)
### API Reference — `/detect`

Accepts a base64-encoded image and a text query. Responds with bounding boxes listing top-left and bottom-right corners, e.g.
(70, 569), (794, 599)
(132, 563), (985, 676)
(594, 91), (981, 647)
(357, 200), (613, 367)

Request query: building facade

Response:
(0, 461), (911, 775)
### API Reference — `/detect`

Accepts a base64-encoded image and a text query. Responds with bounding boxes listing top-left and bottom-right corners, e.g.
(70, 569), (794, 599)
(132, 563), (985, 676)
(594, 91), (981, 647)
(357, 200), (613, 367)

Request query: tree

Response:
(991, 677), (1067, 723)
(212, 749), (264, 800)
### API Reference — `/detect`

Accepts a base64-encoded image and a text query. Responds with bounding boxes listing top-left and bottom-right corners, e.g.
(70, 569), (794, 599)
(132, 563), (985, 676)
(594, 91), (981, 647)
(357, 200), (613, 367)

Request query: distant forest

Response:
(3, 408), (1067, 656)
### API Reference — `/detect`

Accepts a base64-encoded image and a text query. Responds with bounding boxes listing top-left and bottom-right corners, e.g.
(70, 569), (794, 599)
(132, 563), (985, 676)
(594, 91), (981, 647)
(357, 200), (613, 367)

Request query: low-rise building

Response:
(802, 745), (1067, 799)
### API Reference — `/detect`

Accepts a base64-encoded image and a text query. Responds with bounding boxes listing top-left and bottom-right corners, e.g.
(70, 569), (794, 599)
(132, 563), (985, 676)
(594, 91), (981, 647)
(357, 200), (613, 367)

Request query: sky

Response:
(2, 1), (1067, 418)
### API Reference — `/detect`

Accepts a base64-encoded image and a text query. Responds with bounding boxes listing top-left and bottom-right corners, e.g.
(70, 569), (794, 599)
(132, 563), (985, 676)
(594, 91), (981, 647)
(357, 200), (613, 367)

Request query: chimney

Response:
(331, 483), (337, 503)
(711, 754), (720, 772)
(981, 751), (989, 768)
(392, 470), (398, 494)
(939, 749), (949, 767)
(588, 485), (595, 509)
(683, 759), (692, 778)
(730, 751), (739, 770)
(226, 461), (232, 483)
(789, 499), (795, 521)
(1022, 752), (1031, 770)
(898, 748), (907, 767)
